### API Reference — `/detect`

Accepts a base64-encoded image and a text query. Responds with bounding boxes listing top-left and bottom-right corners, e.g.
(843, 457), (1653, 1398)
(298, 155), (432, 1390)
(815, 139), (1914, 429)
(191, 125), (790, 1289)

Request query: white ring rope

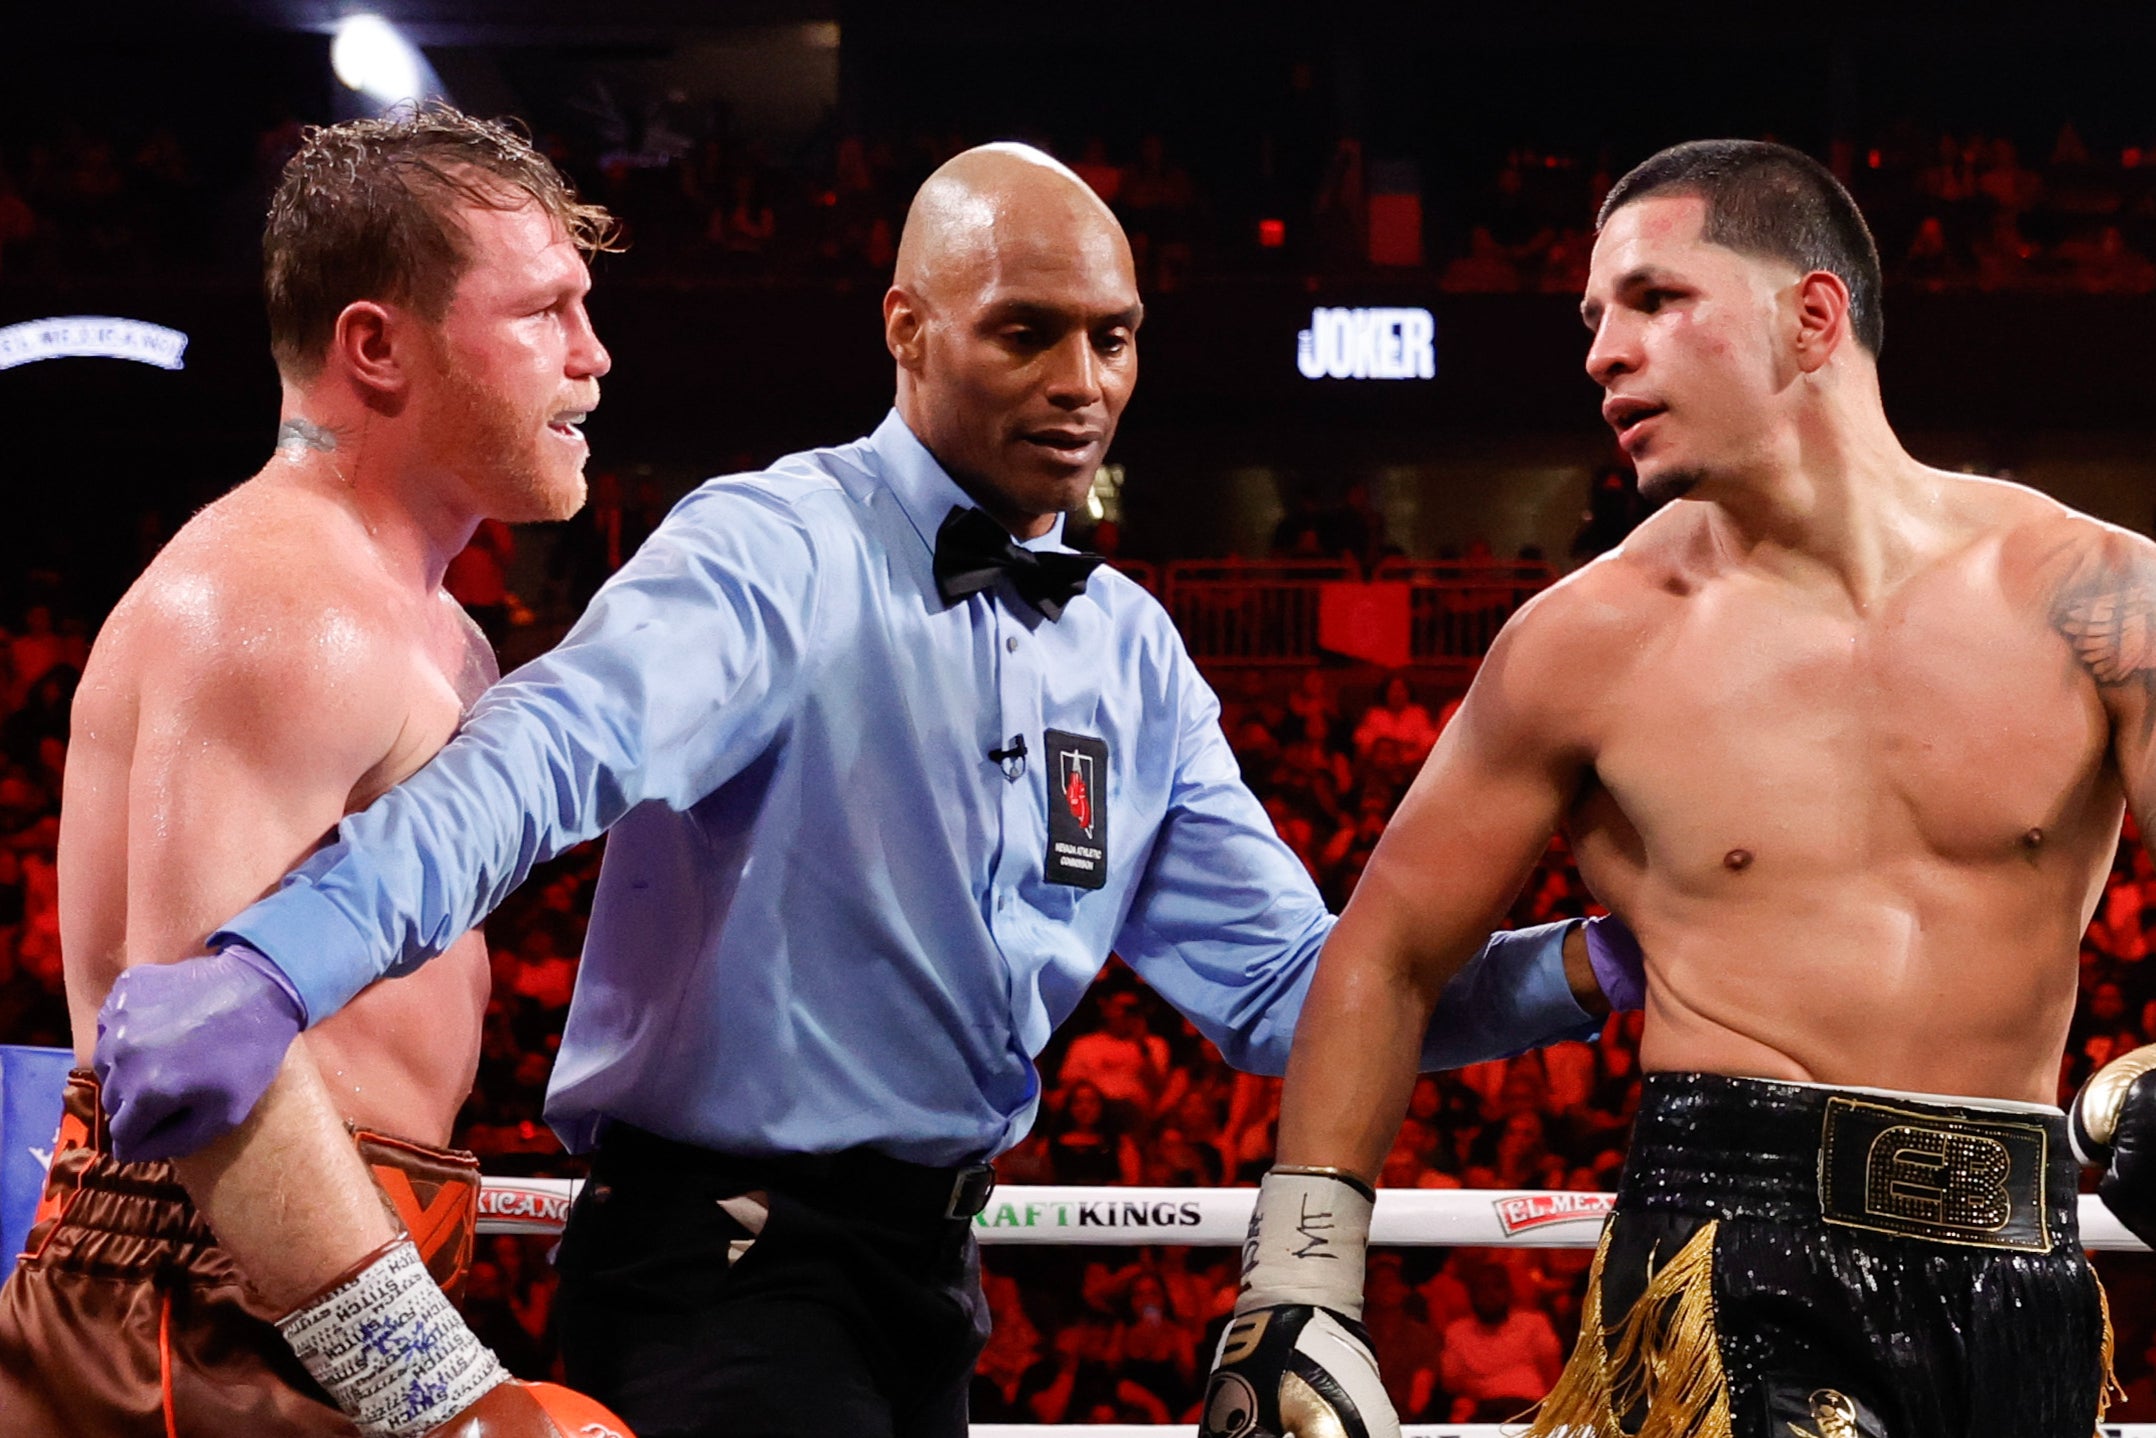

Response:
(474, 1181), (2156, 1435)
(476, 1179), (2154, 1251)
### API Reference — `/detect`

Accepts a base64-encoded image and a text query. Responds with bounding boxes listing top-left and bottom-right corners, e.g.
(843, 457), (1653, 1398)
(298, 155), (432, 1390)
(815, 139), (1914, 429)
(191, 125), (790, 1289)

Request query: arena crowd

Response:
(12, 110), (2156, 297)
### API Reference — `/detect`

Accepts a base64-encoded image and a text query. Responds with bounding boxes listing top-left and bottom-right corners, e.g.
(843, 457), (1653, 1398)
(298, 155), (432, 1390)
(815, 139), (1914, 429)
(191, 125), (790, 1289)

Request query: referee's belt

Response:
(592, 1123), (998, 1223)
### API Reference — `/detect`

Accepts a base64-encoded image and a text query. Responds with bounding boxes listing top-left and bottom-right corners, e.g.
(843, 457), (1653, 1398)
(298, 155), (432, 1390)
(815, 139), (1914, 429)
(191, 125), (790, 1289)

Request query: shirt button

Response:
(1005, 636), (1018, 653)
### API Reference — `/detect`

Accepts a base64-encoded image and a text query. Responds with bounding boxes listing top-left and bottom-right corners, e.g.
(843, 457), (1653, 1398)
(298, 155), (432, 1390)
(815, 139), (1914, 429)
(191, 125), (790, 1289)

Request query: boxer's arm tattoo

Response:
(2053, 542), (2156, 760)
(275, 418), (339, 455)
(2053, 550), (2156, 691)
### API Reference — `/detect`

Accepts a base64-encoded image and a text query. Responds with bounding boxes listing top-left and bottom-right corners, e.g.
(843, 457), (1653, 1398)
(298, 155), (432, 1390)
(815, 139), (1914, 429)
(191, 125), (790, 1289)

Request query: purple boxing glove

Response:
(1583, 913), (1646, 1013)
(93, 943), (306, 1163)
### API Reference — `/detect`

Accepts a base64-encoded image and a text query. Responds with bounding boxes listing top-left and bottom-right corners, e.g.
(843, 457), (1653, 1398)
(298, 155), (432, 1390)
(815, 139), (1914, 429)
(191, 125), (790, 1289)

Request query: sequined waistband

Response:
(1618, 1072), (2078, 1253)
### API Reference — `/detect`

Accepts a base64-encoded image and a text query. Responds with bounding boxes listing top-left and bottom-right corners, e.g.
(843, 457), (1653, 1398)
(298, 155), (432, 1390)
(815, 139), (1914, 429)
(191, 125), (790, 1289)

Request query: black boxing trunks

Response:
(0, 1071), (481, 1438)
(1529, 1072), (2115, 1438)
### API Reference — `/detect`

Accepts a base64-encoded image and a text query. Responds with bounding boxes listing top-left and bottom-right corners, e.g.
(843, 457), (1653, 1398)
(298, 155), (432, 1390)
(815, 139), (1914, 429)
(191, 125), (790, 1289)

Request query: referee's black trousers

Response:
(554, 1132), (992, 1438)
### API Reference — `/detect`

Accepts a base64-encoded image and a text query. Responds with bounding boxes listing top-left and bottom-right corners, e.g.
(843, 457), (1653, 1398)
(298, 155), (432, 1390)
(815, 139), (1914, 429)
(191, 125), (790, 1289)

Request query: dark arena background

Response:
(8, 2), (2156, 1431)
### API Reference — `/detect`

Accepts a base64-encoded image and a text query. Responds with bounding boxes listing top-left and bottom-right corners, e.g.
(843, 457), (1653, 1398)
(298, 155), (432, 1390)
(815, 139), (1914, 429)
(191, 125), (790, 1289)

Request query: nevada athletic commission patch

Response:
(1045, 729), (1108, 889)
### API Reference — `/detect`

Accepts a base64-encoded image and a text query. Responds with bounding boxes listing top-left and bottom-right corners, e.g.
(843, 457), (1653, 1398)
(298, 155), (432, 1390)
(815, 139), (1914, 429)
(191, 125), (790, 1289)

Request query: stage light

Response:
(1257, 218), (1286, 249)
(332, 15), (426, 106)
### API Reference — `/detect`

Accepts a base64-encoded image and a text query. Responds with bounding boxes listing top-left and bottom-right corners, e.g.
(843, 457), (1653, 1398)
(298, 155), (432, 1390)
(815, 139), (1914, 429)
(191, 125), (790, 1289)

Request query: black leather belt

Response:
(593, 1123), (998, 1223)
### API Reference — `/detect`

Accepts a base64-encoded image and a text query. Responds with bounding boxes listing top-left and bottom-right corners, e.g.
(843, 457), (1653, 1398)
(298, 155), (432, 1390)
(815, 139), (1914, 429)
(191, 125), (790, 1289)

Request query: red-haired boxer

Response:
(0, 107), (630, 1438)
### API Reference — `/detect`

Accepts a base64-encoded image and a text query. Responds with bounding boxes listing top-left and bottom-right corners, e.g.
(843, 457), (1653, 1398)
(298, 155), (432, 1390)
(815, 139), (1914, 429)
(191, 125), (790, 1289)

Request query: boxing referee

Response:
(95, 143), (1639, 1438)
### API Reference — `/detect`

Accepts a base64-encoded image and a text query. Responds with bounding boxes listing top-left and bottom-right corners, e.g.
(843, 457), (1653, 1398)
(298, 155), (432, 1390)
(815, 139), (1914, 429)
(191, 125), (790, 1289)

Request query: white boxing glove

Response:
(1199, 1168), (1399, 1438)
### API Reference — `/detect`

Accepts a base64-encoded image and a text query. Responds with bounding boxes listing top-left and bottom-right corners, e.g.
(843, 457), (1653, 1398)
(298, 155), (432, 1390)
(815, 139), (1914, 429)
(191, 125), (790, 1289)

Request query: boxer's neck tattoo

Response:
(275, 417), (339, 456)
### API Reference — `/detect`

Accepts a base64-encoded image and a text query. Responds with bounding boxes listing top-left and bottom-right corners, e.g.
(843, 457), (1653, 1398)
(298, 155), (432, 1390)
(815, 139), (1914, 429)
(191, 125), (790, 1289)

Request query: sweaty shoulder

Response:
(92, 480), (406, 718)
(1984, 477), (2156, 688)
(1495, 505), (1699, 680)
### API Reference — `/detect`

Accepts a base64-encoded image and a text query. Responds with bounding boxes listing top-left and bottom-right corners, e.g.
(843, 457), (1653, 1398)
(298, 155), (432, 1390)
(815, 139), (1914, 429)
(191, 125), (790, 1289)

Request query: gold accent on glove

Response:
(1278, 1372), (1354, 1438)
(2078, 1042), (2156, 1150)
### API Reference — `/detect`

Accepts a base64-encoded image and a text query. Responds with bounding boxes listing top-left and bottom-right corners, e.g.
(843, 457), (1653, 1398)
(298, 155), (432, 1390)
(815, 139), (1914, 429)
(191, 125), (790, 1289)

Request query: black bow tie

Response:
(933, 506), (1104, 621)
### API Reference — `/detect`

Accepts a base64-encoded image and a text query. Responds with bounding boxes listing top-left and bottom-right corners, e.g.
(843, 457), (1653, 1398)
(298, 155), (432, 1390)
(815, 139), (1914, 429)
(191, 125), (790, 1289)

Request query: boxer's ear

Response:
(331, 300), (405, 402)
(1791, 268), (1852, 375)
(884, 284), (926, 371)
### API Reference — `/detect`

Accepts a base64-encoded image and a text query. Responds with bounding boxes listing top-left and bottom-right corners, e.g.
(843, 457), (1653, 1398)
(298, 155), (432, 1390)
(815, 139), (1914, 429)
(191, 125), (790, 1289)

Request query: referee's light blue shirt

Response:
(218, 411), (1585, 1165)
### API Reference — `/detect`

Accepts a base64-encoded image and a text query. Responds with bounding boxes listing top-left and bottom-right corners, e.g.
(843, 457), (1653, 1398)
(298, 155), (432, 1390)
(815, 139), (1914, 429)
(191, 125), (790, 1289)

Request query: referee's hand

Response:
(93, 943), (304, 1162)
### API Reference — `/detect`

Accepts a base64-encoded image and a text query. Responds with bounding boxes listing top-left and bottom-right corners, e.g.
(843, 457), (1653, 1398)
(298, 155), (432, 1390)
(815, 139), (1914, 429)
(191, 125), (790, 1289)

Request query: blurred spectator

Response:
(715, 168), (777, 256)
(1060, 990), (1173, 1119)
(446, 518), (516, 651)
(507, 928), (579, 1012)
(1071, 137), (1126, 206)
(1439, 1261), (1563, 1423)
(1365, 1253), (1444, 1419)
(1353, 674), (1439, 762)
(1046, 1080), (1141, 1186)
(1439, 226), (1522, 292)
(1284, 669), (1343, 746)
(1570, 462), (1648, 565)
(1116, 1270), (1197, 1410)
(9, 606), (65, 704)
(3, 665), (76, 770)
(461, 1256), (550, 1379)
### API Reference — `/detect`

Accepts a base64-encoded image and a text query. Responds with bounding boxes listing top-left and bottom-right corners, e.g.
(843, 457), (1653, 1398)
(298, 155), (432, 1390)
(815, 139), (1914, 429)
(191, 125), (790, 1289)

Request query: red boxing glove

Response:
(423, 1380), (635, 1438)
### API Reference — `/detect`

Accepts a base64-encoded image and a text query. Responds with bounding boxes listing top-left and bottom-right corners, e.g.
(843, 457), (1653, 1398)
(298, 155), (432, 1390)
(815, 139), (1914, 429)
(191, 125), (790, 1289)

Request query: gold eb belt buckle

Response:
(1817, 1096), (2052, 1253)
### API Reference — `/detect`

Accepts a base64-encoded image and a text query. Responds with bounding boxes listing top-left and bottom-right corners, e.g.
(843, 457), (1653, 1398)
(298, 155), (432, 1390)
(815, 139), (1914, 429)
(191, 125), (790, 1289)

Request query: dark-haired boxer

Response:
(0, 107), (629, 1437)
(91, 141), (1644, 1438)
(1207, 139), (2140, 1438)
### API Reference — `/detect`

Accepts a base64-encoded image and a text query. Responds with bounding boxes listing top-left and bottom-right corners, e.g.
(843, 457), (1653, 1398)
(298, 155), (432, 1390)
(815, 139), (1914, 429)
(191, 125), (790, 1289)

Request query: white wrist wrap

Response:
(1236, 1167), (1374, 1320)
(275, 1238), (508, 1437)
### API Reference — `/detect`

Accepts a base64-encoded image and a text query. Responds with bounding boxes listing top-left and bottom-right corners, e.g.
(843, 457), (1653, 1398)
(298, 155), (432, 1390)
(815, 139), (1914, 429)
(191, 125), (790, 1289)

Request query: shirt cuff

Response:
(210, 885), (383, 1028)
(1418, 918), (1597, 1070)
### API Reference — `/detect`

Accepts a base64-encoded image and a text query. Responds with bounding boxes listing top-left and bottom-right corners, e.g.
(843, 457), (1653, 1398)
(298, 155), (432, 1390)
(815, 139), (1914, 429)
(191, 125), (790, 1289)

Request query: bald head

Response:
(884, 142), (1144, 542)
(895, 143), (1133, 306)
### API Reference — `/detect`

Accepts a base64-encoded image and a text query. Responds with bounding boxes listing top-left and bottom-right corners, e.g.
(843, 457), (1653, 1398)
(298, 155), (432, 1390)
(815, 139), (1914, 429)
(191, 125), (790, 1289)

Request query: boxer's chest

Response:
(1591, 563), (2114, 877)
(352, 600), (498, 811)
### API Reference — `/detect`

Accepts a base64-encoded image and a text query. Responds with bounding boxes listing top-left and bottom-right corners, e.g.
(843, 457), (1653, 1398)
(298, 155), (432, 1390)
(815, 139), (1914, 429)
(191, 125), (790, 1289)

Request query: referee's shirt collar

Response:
(871, 408), (1071, 558)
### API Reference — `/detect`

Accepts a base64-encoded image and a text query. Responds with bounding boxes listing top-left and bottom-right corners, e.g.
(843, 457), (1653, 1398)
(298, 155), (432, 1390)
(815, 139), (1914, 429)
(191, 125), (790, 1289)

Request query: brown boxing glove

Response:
(422, 1379), (635, 1438)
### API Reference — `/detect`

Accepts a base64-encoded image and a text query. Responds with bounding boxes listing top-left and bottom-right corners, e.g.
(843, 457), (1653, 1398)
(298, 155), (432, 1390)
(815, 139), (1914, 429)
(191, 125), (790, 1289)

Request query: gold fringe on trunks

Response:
(2096, 1268), (2123, 1431)
(1525, 1220), (1732, 1438)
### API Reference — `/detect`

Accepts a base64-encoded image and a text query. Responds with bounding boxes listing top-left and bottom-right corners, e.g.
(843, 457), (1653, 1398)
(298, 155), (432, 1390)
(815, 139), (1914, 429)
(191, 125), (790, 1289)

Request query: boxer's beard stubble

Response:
(429, 344), (586, 525)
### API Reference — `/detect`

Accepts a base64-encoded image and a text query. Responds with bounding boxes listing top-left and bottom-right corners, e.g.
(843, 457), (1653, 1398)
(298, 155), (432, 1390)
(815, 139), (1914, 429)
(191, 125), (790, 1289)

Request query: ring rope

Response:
(476, 1179), (2154, 1250)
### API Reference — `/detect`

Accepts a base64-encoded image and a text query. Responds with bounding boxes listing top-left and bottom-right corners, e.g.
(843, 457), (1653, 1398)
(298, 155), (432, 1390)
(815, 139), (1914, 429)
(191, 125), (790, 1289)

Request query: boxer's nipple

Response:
(1722, 848), (1753, 873)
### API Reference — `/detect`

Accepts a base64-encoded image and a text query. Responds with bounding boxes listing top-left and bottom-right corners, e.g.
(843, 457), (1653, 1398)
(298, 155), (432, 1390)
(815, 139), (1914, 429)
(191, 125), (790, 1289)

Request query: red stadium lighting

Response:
(1257, 218), (1286, 249)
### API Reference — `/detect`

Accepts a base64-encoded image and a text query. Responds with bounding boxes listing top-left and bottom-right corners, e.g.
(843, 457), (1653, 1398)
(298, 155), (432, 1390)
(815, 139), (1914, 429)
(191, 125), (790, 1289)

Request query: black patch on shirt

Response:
(1044, 729), (1108, 890)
